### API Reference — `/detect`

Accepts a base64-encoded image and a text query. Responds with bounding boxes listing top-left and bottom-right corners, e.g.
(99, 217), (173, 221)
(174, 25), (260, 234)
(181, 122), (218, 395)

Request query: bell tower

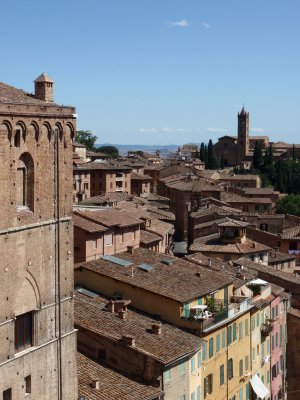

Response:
(237, 106), (249, 161)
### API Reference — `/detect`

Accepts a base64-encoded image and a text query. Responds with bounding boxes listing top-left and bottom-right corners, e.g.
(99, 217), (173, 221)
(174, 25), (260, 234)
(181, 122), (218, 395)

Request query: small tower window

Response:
(17, 153), (34, 211)
(14, 129), (21, 147)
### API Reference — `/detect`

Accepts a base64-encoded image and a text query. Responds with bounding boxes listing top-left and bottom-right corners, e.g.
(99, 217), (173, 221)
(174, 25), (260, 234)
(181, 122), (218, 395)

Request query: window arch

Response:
(15, 121), (26, 146)
(1, 120), (12, 143)
(17, 152), (34, 210)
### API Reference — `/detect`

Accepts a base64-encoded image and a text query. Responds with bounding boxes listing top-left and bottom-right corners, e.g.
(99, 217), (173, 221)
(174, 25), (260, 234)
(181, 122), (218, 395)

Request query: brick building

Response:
(0, 75), (77, 398)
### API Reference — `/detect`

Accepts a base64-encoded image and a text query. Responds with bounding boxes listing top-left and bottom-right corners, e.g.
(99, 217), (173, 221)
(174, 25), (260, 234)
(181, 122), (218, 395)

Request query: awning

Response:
(250, 374), (270, 399)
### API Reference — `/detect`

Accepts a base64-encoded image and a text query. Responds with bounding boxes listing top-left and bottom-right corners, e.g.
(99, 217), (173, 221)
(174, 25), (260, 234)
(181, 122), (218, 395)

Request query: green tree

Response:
(97, 145), (119, 158)
(200, 143), (205, 162)
(204, 145), (208, 168)
(292, 144), (297, 161)
(207, 139), (219, 169)
(253, 141), (262, 170)
(75, 130), (97, 151)
(220, 155), (225, 169)
(276, 194), (300, 216)
(267, 143), (273, 165)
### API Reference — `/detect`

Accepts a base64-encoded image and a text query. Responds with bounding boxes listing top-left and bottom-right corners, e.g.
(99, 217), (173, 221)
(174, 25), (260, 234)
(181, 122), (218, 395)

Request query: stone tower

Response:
(34, 73), (54, 102)
(237, 106), (250, 161)
(0, 76), (77, 399)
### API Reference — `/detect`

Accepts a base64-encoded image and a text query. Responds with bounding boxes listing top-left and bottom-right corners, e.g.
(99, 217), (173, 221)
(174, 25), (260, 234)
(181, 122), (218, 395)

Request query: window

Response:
(25, 375), (31, 394)
(202, 342), (207, 361)
(272, 335), (275, 350)
(276, 332), (279, 348)
(180, 396), (186, 400)
(228, 326), (232, 345)
(245, 319), (249, 336)
(197, 385), (201, 400)
(233, 323), (237, 341)
(204, 374), (213, 398)
(15, 312), (33, 352)
(280, 325), (283, 347)
(3, 389), (12, 400)
(209, 338), (214, 358)
(220, 364), (224, 385)
(163, 369), (171, 382)
(228, 358), (233, 380)
(256, 313), (260, 327)
(251, 316), (255, 331)
(222, 330), (226, 348)
(276, 305), (279, 318)
(14, 129), (21, 147)
(179, 361), (185, 374)
(239, 359), (243, 377)
(246, 383), (250, 400)
(216, 334), (220, 352)
(104, 233), (113, 246)
(238, 388), (243, 400)
(272, 307), (275, 320)
(191, 357), (196, 372)
(245, 355), (249, 371)
(17, 153), (34, 210)
(191, 392), (195, 400)
(239, 322), (243, 340)
(197, 352), (202, 368)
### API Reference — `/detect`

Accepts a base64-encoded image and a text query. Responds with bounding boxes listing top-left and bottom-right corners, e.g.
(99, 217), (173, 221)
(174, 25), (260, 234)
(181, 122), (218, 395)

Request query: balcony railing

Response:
(180, 296), (252, 330)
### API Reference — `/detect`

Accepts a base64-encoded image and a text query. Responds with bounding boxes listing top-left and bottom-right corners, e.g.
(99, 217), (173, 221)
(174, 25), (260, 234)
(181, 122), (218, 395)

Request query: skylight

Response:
(101, 255), (133, 267)
(138, 263), (154, 272)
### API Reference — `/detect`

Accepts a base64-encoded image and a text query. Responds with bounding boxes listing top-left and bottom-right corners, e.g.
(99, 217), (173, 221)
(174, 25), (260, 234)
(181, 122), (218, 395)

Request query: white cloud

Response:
(202, 22), (211, 29)
(206, 128), (229, 133)
(139, 127), (186, 134)
(169, 19), (189, 27)
(251, 128), (265, 133)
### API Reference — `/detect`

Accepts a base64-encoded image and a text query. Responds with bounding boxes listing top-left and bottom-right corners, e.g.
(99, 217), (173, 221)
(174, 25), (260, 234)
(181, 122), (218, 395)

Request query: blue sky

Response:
(1, 0), (299, 145)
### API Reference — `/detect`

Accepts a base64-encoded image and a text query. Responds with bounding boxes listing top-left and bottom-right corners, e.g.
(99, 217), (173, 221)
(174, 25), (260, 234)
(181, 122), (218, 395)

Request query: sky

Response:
(1, 0), (300, 145)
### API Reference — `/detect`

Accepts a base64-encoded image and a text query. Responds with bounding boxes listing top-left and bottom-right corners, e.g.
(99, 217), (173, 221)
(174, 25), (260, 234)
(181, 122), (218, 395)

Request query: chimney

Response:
(122, 335), (135, 346)
(151, 321), (162, 335)
(118, 309), (127, 319)
(127, 246), (134, 254)
(34, 73), (54, 102)
(107, 300), (115, 313)
(91, 380), (100, 389)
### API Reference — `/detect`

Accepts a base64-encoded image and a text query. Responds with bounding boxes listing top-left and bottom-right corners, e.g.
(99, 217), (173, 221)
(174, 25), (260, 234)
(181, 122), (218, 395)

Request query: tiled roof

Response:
(73, 213), (108, 233)
(190, 204), (242, 218)
(74, 163), (132, 171)
(268, 251), (296, 263)
(77, 352), (163, 400)
(74, 209), (143, 228)
(217, 218), (249, 227)
(84, 192), (133, 205)
(131, 172), (151, 180)
(75, 292), (201, 364)
(279, 225), (300, 239)
(140, 230), (161, 245)
(220, 192), (273, 204)
(190, 239), (270, 254)
(0, 81), (51, 105)
(75, 248), (233, 303)
(146, 220), (174, 236)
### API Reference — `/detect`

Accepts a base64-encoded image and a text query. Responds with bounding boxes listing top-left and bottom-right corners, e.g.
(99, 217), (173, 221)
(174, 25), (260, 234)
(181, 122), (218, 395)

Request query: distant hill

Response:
(95, 143), (180, 156)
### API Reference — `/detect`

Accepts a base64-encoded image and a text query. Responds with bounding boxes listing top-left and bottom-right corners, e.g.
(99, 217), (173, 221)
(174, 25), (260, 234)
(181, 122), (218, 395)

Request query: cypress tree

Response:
(204, 145), (208, 168)
(268, 144), (273, 165)
(207, 139), (219, 169)
(200, 143), (205, 162)
(292, 144), (296, 161)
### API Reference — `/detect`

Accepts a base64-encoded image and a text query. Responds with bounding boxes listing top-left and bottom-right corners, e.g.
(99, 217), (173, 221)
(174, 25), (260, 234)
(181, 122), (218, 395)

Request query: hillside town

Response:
(1, 73), (300, 400)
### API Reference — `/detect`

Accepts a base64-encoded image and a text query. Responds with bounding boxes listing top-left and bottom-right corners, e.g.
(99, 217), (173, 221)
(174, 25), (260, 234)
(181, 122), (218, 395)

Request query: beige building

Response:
(75, 289), (202, 400)
(0, 75), (77, 399)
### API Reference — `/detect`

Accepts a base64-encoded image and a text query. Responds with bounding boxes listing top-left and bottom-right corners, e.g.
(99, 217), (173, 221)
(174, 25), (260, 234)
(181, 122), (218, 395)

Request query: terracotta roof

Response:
(268, 251), (296, 263)
(131, 172), (151, 180)
(140, 230), (161, 245)
(74, 163), (132, 171)
(220, 192), (273, 204)
(279, 225), (300, 239)
(75, 248), (233, 303)
(73, 141), (87, 148)
(73, 213), (108, 233)
(0, 81), (50, 105)
(190, 239), (270, 254)
(190, 204), (242, 218)
(84, 192), (133, 205)
(217, 218), (249, 227)
(74, 209), (143, 228)
(146, 220), (174, 237)
(75, 291), (201, 364)
(77, 352), (163, 400)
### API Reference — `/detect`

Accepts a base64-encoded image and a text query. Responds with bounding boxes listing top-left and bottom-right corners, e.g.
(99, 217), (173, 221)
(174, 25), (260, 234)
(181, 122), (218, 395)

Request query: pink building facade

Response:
(270, 296), (283, 400)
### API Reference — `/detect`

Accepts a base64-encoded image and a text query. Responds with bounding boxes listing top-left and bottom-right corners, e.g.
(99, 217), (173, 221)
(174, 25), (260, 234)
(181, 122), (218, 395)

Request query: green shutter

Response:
(233, 323), (237, 341)
(202, 342), (207, 361)
(197, 385), (201, 400)
(216, 334), (220, 352)
(239, 322), (243, 340)
(184, 303), (190, 318)
(246, 383), (250, 400)
(245, 319), (249, 336)
(228, 326), (232, 345)
(222, 330), (226, 348)
(209, 338), (214, 358)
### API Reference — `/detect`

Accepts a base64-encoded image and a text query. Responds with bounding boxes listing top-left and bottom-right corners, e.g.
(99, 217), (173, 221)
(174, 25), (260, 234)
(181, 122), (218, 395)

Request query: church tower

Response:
(237, 106), (250, 161)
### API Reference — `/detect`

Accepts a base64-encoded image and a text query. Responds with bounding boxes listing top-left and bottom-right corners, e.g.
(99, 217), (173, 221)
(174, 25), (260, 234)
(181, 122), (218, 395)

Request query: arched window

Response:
(17, 153), (34, 210)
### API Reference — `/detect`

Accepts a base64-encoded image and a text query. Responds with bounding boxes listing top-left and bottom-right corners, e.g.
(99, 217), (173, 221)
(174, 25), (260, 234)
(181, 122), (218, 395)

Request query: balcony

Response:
(180, 296), (252, 332)
(115, 176), (123, 182)
(261, 322), (273, 337)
